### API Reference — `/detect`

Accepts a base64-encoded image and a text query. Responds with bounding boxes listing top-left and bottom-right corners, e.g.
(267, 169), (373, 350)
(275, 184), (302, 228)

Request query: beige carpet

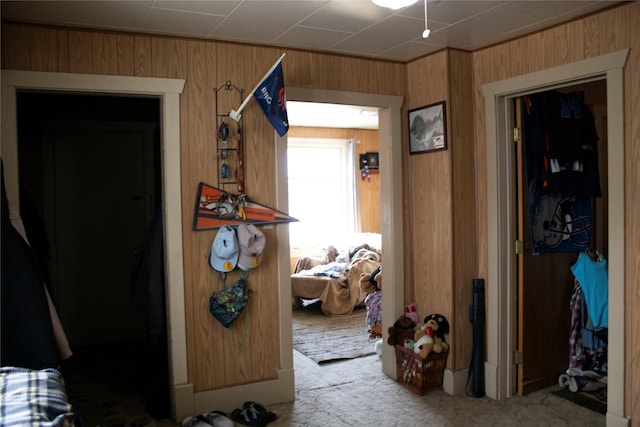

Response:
(292, 300), (376, 364)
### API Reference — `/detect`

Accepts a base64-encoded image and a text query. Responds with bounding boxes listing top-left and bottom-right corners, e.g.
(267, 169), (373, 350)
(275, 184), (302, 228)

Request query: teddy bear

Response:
(413, 327), (435, 358)
(422, 313), (450, 354)
(387, 315), (416, 347)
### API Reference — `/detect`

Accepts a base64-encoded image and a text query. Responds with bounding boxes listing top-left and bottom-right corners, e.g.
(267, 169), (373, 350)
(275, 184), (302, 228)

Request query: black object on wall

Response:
(466, 278), (486, 398)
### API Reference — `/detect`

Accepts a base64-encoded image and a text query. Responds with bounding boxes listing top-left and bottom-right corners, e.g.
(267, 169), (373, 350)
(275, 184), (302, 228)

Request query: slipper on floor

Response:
(243, 401), (277, 422)
(202, 411), (234, 427)
(230, 407), (267, 426)
(182, 411), (233, 427)
(182, 414), (214, 427)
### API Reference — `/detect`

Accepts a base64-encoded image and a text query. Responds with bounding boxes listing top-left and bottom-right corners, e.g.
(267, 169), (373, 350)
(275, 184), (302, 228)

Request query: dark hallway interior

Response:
(16, 92), (171, 424)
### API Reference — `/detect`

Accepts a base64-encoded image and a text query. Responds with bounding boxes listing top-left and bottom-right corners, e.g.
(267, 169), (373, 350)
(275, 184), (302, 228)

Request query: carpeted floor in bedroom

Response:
(291, 302), (378, 364)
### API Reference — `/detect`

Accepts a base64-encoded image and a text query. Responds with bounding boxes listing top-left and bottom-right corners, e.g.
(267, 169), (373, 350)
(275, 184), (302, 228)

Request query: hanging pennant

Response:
(193, 182), (297, 231)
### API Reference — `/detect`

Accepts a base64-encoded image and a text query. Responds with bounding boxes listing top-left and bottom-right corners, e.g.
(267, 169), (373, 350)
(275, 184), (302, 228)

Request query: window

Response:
(287, 138), (359, 252)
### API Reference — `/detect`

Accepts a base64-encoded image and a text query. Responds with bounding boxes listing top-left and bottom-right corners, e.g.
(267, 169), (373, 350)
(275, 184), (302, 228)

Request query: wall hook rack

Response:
(214, 81), (245, 192)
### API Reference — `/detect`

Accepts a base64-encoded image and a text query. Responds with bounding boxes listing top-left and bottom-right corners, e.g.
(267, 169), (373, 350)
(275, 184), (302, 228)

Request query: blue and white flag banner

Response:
(253, 61), (289, 137)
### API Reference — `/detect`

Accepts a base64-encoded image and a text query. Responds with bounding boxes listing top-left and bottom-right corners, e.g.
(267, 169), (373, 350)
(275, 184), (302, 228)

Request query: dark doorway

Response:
(16, 92), (171, 423)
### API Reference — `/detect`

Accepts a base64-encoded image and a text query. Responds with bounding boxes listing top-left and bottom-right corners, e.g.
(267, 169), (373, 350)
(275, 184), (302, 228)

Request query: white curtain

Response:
(287, 137), (359, 251)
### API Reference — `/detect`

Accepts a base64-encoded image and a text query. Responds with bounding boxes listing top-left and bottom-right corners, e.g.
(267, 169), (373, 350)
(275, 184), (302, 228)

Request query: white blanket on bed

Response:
(296, 261), (348, 278)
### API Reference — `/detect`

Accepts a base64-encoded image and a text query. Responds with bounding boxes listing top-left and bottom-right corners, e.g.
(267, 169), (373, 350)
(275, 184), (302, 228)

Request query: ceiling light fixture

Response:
(371, 0), (418, 10)
(422, 0), (430, 38)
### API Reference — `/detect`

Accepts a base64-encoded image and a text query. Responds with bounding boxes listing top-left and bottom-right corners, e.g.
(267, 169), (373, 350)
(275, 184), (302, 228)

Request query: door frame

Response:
(1, 70), (189, 420)
(275, 88), (405, 379)
(482, 49), (628, 425)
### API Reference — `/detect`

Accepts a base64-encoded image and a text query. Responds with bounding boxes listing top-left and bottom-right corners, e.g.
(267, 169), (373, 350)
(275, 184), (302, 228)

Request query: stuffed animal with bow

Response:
(423, 313), (450, 354)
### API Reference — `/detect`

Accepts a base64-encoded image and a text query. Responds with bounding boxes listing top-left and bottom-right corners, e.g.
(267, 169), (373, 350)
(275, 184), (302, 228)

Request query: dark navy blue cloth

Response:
(1, 162), (59, 369)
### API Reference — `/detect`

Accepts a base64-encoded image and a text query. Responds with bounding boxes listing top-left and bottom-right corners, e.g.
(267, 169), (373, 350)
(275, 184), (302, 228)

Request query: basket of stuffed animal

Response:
(394, 313), (450, 395)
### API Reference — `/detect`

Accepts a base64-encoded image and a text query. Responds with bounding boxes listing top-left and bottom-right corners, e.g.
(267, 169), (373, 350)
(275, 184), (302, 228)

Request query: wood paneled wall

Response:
(403, 49), (476, 370)
(405, 51), (451, 325)
(1, 22), (403, 393)
(469, 2), (639, 421)
(3, 2), (638, 419)
(447, 49), (476, 370)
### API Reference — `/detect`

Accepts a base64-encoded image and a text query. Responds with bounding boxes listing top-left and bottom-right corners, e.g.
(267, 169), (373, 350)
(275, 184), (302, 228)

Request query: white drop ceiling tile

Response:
(0, 0), (626, 63)
(501, 14), (576, 39)
(300, 0), (393, 32)
(331, 15), (425, 54)
(144, 8), (223, 36)
(399, 0), (504, 25)
(488, 4), (554, 29)
(212, 0), (326, 42)
(275, 26), (352, 49)
(418, 28), (471, 50)
(63, 1), (153, 29)
(378, 40), (445, 62)
(151, 0), (240, 16)
(558, 1), (624, 19)
(409, 18), (449, 40)
(506, 1), (596, 17)
(420, 23), (496, 49)
(491, 1), (619, 41)
(435, 3), (552, 47)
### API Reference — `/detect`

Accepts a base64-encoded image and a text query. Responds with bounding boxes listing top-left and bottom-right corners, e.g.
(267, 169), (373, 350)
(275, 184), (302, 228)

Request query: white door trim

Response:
(482, 49), (628, 426)
(1, 70), (191, 421)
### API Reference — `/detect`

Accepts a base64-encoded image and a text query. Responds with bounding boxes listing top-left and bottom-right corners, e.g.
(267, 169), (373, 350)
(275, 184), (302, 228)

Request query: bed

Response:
(290, 234), (381, 316)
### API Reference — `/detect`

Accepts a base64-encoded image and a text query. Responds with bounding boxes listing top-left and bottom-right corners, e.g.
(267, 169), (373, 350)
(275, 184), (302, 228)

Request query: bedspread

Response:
(291, 256), (379, 316)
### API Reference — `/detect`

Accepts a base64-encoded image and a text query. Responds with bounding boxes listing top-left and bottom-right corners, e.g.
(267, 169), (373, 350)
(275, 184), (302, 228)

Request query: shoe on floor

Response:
(182, 411), (233, 427)
(230, 407), (267, 426)
(182, 415), (211, 427)
(243, 401), (276, 423)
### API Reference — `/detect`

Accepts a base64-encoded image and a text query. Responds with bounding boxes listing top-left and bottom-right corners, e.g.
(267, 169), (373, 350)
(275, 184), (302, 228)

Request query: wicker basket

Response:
(394, 345), (448, 395)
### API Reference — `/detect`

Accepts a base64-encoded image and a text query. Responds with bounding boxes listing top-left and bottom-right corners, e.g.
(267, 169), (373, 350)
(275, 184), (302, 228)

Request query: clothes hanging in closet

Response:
(568, 249), (608, 374)
(520, 91), (602, 254)
(571, 250), (608, 328)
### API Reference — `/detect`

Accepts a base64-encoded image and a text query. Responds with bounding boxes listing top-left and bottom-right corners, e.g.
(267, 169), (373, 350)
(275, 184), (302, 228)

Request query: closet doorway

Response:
(513, 81), (608, 396)
(483, 49), (627, 422)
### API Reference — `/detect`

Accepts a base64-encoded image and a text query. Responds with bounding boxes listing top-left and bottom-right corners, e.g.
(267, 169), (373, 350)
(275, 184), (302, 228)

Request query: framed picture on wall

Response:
(408, 101), (447, 154)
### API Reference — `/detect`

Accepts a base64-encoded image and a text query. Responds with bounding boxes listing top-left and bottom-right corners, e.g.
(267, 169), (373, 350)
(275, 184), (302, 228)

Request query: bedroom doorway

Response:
(286, 130), (381, 365)
(276, 88), (404, 379)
